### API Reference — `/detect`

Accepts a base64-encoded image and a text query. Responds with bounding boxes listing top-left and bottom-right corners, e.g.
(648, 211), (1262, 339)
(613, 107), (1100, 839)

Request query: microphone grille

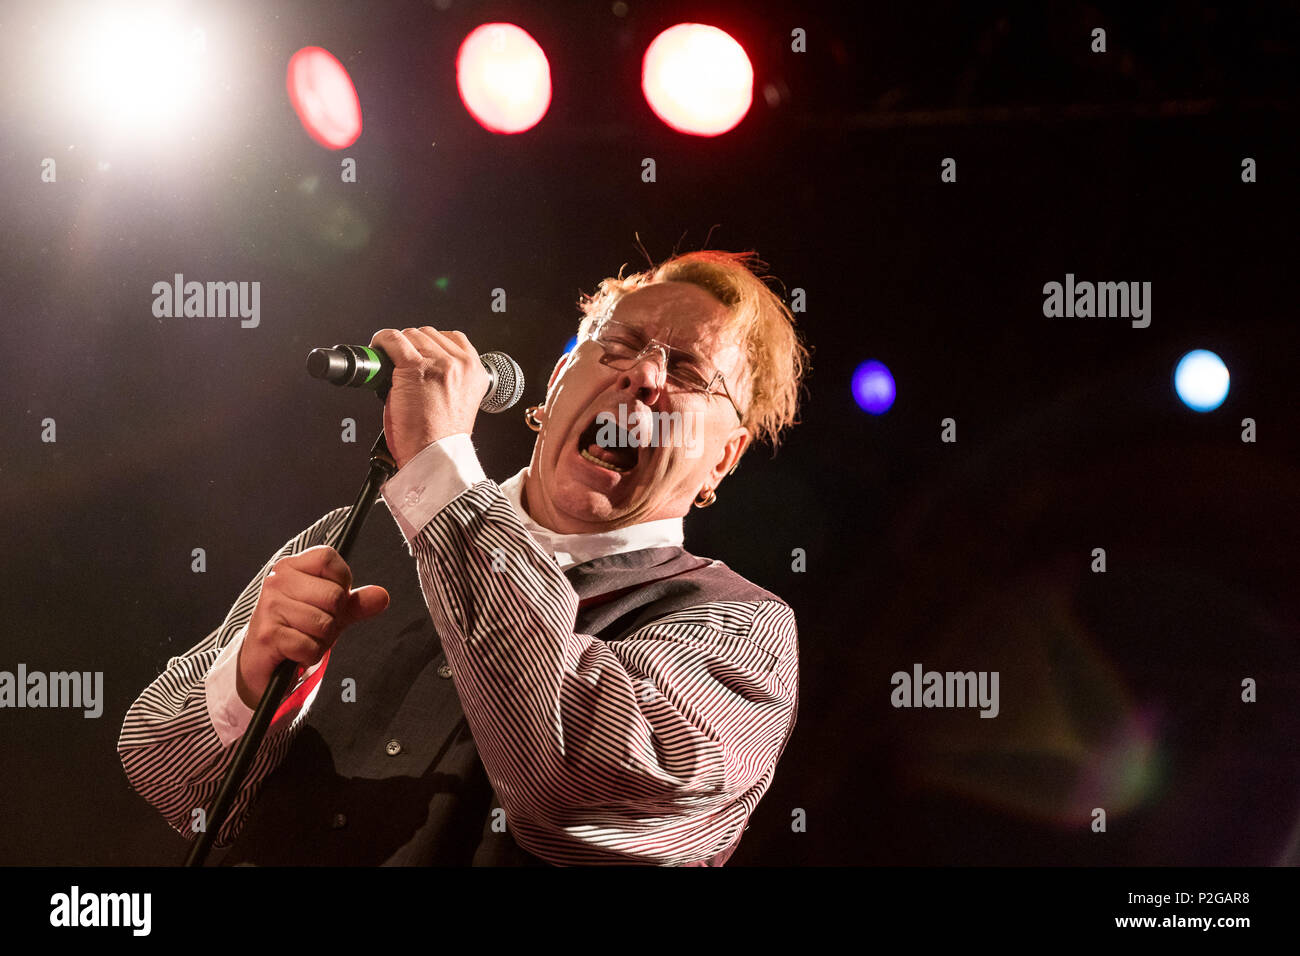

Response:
(480, 351), (525, 413)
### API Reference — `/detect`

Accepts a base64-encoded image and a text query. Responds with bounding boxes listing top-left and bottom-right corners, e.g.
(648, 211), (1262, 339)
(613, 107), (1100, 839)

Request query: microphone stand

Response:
(183, 426), (397, 866)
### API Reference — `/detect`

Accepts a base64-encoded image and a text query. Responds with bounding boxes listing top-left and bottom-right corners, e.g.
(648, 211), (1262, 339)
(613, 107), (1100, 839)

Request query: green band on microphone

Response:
(359, 346), (382, 383)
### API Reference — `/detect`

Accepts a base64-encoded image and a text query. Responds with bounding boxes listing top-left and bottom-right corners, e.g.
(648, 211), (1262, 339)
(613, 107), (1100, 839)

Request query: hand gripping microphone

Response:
(307, 344), (525, 412)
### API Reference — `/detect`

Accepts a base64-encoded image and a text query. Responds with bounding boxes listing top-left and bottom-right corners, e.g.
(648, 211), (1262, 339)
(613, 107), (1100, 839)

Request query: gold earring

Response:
(524, 405), (544, 432)
(693, 487), (717, 509)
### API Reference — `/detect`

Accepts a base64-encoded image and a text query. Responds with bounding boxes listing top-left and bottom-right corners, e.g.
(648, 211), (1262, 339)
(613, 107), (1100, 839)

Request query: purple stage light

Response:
(851, 360), (896, 414)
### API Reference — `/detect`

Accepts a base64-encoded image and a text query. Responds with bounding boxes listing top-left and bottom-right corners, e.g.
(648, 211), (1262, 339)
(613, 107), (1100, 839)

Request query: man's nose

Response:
(618, 351), (667, 404)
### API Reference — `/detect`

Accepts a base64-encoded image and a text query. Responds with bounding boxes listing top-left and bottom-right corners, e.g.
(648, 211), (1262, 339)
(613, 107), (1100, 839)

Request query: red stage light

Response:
(286, 47), (362, 150)
(456, 23), (552, 134)
(642, 24), (753, 136)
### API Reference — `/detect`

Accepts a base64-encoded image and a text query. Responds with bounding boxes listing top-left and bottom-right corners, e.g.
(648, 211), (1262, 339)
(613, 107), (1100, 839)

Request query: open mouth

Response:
(576, 414), (639, 474)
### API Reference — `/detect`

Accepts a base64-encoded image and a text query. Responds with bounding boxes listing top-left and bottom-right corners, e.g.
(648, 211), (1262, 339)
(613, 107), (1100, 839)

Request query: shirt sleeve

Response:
(116, 505), (352, 847)
(395, 469), (800, 866)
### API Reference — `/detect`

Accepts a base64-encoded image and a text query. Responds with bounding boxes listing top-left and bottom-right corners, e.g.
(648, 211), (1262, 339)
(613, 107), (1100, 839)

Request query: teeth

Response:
(580, 447), (632, 473)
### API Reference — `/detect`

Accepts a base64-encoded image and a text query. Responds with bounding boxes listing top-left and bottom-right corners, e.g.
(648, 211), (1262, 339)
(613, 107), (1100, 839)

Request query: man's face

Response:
(524, 281), (751, 534)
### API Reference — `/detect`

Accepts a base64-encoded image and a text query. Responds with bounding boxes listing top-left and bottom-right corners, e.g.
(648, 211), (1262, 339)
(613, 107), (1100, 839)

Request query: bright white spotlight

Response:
(61, 6), (206, 134)
(456, 23), (552, 134)
(1174, 349), (1230, 412)
(642, 24), (753, 136)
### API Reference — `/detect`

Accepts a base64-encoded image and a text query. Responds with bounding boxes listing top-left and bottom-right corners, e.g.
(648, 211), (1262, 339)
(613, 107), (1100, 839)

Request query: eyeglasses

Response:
(584, 315), (744, 423)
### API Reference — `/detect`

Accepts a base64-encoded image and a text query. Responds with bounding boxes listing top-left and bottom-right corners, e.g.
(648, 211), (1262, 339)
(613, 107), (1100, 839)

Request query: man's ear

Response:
(712, 426), (751, 486)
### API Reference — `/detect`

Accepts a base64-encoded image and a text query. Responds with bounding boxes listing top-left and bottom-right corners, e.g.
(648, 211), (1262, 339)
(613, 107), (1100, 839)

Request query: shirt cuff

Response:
(205, 623), (329, 748)
(205, 625), (255, 747)
(380, 432), (487, 544)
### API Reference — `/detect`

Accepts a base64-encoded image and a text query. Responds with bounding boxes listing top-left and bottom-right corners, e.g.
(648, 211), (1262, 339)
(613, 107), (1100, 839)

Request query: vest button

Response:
(437, 664), (453, 679)
(331, 813), (347, 829)
(385, 739), (402, 756)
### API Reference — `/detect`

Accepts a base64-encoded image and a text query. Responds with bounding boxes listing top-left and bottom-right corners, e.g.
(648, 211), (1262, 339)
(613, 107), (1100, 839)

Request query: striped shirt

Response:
(118, 434), (799, 864)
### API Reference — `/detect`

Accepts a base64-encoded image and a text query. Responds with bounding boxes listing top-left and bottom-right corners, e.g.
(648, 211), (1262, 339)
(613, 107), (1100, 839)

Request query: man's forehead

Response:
(609, 282), (736, 349)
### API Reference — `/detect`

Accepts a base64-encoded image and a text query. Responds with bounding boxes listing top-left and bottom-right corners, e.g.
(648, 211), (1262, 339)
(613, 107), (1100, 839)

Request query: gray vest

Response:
(220, 498), (784, 866)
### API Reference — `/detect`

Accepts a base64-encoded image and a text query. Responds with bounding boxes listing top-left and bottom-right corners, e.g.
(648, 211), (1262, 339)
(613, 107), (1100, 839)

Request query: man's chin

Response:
(547, 458), (641, 527)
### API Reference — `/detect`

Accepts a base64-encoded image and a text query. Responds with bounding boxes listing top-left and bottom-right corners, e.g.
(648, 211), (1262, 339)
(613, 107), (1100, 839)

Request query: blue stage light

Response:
(1174, 350), (1229, 412)
(851, 360), (896, 415)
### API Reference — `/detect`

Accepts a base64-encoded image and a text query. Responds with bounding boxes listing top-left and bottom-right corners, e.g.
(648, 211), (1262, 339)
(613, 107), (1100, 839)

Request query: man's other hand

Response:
(236, 545), (390, 709)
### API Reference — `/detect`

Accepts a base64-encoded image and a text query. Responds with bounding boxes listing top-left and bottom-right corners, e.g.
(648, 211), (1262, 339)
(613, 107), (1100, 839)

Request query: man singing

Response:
(119, 249), (809, 865)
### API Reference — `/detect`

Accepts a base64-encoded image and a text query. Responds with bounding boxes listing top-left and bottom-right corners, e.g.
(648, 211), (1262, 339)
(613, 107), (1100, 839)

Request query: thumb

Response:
(343, 585), (390, 625)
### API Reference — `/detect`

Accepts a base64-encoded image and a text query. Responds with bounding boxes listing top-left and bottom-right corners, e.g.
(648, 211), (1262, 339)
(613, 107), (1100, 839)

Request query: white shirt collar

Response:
(498, 468), (684, 571)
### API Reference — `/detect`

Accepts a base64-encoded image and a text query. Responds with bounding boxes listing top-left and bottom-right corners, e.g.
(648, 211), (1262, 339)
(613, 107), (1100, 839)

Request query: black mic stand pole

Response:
(183, 422), (397, 867)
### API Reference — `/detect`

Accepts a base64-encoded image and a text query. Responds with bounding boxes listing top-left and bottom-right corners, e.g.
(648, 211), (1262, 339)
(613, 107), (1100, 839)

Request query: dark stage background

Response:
(1, 0), (1297, 866)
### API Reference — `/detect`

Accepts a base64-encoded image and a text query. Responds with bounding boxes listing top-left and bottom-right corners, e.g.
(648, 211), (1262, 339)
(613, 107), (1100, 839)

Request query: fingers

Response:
(272, 597), (338, 655)
(347, 584), (391, 623)
(265, 625), (330, 669)
(277, 545), (353, 593)
(440, 329), (478, 361)
(241, 549), (382, 704)
(370, 327), (473, 368)
(267, 563), (351, 619)
(249, 563), (390, 674)
(399, 327), (452, 363)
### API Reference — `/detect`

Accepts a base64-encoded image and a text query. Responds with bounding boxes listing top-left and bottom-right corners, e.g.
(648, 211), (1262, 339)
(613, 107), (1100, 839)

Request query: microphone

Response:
(307, 344), (525, 413)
